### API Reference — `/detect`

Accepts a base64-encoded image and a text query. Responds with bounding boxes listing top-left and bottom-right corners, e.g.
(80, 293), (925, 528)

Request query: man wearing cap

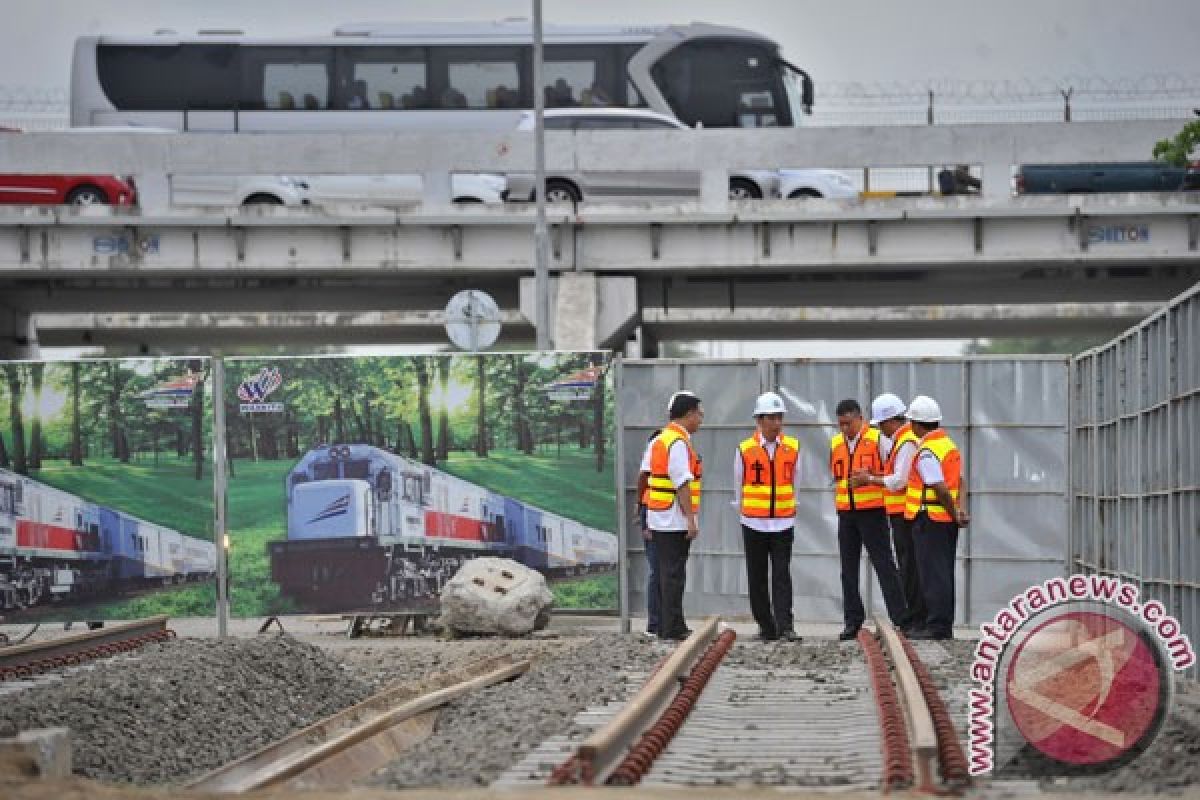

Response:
(642, 391), (705, 641)
(851, 393), (925, 633)
(829, 398), (907, 641)
(733, 391), (802, 642)
(903, 395), (969, 640)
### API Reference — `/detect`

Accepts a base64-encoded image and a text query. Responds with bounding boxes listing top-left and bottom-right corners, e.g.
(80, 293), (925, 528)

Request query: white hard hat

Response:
(666, 390), (699, 414)
(906, 395), (943, 423)
(870, 392), (906, 425)
(752, 391), (786, 416)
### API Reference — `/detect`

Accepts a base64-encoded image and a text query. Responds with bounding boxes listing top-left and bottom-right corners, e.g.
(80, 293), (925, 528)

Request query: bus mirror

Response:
(802, 75), (814, 115)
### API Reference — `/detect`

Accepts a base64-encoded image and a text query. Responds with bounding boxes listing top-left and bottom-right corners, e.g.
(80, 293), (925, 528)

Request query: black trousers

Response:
(837, 509), (907, 629)
(652, 530), (691, 638)
(913, 513), (959, 636)
(889, 513), (926, 627)
(742, 525), (794, 637)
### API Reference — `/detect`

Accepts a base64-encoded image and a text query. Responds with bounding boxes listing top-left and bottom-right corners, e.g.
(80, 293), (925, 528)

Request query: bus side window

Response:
(434, 47), (521, 110)
(338, 46), (428, 111)
(543, 45), (619, 109)
(242, 46), (333, 111)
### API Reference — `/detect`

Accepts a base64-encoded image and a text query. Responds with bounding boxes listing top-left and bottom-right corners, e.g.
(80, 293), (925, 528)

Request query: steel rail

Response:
(875, 616), (940, 791)
(548, 615), (722, 785)
(189, 655), (529, 793)
(0, 615), (172, 680)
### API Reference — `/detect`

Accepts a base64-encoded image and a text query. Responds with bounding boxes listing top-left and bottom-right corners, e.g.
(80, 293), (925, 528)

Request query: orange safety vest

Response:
(884, 422), (920, 516)
(738, 433), (799, 519)
(904, 429), (962, 523)
(643, 422), (702, 513)
(830, 426), (885, 511)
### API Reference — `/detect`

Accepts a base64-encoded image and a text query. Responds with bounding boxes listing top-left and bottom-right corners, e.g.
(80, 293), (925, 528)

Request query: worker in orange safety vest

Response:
(733, 391), (802, 642)
(642, 390), (704, 641)
(829, 398), (907, 641)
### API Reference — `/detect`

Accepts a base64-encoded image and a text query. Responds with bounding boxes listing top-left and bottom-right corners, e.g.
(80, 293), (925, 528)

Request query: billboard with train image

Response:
(0, 358), (215, 622)
(225, 352), (617, 616)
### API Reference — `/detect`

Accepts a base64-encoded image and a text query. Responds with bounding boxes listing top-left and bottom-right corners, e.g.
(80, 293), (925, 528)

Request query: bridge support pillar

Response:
(423, 171), (453, 206)
(0, 306), (39, 361)
(519, 273), (638, 351)
(135, 174), (171, 214)
(981, 161), (1011, 200)
(624, 326), (659, 359)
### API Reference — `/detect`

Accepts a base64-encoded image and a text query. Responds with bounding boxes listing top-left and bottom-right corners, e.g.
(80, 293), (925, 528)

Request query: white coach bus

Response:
(70, 20), (813, 133)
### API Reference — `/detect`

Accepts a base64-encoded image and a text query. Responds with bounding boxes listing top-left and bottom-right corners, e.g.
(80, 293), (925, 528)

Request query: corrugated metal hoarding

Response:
(617, 357), (1069, 629)
(1072, 283), (1199, 678)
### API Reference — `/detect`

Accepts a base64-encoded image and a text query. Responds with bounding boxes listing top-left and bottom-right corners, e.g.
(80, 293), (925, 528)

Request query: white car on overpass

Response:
(300, 173), (506, 206)
(777, 168), (860, 199)
(505, 108), (778, 203)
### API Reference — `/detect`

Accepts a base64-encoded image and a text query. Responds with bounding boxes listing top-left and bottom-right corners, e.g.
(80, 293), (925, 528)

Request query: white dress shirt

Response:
(916, 449), (945, 484)
(732, 435), (802, 533)
(878, 435), (918, 493)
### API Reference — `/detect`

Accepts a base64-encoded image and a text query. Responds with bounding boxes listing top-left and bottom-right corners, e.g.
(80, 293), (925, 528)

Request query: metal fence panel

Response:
(621, 356), (1069, 628)
(1071, 281), (1200, 679)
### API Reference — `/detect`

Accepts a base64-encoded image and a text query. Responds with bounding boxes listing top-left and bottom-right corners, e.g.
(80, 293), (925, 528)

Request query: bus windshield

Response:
(650, 39), (796, 128)
(72, 22), (811, 131)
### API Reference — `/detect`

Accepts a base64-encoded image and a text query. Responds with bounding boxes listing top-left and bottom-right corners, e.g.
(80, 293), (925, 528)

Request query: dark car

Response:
(1015, 161), (1199, 194)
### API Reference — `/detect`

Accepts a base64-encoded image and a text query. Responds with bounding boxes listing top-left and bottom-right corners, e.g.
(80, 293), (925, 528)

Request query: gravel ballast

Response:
(0, 636), (373, 786)
(366, 632), (663, 788)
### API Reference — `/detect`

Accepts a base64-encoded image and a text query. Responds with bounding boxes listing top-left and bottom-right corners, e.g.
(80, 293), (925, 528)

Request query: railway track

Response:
(519, 615), (970, 791)
(0, 615), (174, 681)
(189, 654), (530, 793)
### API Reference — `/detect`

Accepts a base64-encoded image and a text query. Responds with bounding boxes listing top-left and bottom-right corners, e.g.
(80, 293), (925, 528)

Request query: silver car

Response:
(506, 108), (777, 203)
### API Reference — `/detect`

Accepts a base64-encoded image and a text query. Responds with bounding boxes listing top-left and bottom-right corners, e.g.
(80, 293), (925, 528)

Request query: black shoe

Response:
(779, 630), (803, 643)
(756, 629), (780, 642)
(660, 627), (693, 641)
(838, 626), (861, 641)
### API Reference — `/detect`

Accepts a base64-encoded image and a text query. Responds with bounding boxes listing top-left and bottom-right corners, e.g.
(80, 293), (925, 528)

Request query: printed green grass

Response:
(33, 457), (212, 540)
(551, 573), (617, 609)
(440, 446), (616, 532)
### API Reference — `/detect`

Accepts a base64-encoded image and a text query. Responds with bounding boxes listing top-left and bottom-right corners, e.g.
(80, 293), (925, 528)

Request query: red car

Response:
(0, 127), (136, 206)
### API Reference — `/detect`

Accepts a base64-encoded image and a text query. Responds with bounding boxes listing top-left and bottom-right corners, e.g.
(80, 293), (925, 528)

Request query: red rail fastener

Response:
(860, 629), (915, 792)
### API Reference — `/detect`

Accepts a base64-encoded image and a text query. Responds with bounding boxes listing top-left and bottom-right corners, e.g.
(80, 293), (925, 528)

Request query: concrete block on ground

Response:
(439, 557), (554, 636)
(0, 728), (71, 779)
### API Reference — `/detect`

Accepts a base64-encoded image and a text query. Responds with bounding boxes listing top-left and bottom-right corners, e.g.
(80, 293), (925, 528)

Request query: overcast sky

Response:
(7, 0), (1197, 358)
(7, 0), (1200, 90)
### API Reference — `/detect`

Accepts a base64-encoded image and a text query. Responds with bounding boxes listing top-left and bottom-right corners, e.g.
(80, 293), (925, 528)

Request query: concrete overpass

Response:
(28, 301), (1161, 354)
(0, 120), (1197, 355)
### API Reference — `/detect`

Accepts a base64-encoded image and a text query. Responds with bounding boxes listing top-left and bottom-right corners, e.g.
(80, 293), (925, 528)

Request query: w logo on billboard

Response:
(307, 493), (351, 524)
(238, 367), (285, 413)
(238, 367), (283, 403)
